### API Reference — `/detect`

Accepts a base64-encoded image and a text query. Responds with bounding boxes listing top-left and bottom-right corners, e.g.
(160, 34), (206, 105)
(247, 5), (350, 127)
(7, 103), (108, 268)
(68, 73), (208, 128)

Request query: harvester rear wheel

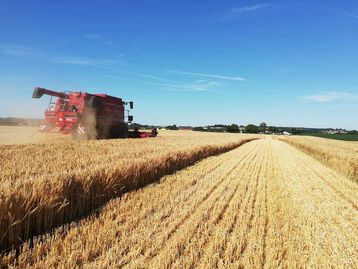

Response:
(109, 123), (128, 139)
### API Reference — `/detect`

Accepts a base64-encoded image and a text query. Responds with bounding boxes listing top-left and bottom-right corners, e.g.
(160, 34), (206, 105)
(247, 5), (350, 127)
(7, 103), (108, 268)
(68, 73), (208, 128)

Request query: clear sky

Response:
(1, 0), (358, 129)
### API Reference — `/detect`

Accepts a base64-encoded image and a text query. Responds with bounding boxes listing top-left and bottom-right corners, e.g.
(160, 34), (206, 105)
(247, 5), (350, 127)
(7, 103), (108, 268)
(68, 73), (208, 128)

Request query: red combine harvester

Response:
(32, 87), (158, 139)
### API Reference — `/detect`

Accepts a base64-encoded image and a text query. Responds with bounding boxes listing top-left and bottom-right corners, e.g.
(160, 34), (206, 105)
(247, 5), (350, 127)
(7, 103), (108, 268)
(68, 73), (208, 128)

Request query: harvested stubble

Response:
(1, 137), (357, 268)
(0, 131), (257, 252)
(278, 135), (358, 182)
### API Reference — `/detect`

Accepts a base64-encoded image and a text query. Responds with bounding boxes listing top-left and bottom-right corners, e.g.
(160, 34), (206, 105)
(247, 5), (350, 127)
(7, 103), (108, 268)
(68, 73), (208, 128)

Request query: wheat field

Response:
(278, 135), (358, 182)
(1, 130), (357, 268)
(0, 129), (258, 252)
(0, 126), (70, 145)
(1, 137), (357, 268)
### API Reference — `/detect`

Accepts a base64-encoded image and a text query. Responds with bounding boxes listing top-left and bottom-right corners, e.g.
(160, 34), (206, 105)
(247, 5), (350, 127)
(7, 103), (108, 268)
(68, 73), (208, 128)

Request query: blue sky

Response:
(1, 0), (358, 129)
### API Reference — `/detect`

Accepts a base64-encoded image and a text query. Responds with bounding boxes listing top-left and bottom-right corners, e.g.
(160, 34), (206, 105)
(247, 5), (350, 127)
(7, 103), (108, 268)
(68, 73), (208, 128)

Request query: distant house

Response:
(283, 131), (291, 135)
(324, 128), (348, 134)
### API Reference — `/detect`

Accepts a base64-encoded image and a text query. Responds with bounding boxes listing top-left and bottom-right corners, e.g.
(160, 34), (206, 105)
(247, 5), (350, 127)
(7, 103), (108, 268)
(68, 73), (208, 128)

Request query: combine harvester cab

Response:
(32, 87), (157, 140)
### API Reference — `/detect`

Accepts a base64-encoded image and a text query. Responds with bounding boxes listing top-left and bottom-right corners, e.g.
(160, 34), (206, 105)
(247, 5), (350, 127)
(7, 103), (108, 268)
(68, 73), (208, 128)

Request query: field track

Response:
(3, 137), (357, 268)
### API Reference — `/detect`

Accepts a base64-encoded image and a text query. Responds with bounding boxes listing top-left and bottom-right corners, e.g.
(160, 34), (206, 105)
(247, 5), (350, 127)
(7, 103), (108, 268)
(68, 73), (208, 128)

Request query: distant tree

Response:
(226, 124), (239, 133)
(193, 126), (205, 132)
(129, 123), (144, 129)
(166, 124), (178, 130)
(289, 128), (304, 135)
(268, 126), (279, 134)
(128, 123), (156, 130)
(259, 122), (267, 133)
(245, 124), (259, 134)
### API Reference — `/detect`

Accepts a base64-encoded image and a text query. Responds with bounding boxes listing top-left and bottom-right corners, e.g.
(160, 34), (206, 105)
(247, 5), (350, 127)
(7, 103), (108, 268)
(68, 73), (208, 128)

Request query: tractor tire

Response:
(109, 123), (128, 139)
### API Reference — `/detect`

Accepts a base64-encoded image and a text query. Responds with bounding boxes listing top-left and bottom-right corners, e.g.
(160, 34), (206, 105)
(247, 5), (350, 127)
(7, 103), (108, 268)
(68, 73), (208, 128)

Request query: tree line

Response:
(193, 122), (307, 134)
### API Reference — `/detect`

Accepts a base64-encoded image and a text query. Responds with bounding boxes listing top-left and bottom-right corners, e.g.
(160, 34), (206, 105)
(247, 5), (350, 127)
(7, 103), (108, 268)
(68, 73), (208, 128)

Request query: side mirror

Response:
(128, 115), (133, 122)
(129, 101), (133, 109)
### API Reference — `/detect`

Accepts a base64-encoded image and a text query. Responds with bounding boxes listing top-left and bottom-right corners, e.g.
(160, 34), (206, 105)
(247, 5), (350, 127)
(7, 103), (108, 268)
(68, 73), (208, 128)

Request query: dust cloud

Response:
(79, 106), (98, 140)
(0, 126), (70, 145)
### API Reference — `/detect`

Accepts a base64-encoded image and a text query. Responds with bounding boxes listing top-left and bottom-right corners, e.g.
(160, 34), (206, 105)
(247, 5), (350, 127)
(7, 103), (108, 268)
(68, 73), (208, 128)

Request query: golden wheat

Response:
(278, 135), (358, 182)
(1, 137), (357, 268)
(0, 129), (257, 252)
